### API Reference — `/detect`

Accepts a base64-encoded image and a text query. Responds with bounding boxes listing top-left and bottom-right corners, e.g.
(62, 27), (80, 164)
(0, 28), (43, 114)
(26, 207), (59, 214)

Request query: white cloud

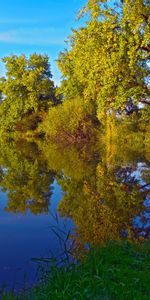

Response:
(0, 27), (67, 45)
(0, 18), (44, 25)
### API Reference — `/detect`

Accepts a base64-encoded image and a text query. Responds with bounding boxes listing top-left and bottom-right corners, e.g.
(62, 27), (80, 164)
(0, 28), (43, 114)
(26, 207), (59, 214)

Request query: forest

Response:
(0, 0), (149, 143)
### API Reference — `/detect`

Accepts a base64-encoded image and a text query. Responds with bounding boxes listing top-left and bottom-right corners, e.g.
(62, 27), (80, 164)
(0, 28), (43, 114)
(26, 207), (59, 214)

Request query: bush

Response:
(39, 98), (96, 142)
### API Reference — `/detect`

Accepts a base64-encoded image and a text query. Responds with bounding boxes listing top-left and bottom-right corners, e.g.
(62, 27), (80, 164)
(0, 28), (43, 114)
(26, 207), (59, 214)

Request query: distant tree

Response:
(0, 54), (57, 131)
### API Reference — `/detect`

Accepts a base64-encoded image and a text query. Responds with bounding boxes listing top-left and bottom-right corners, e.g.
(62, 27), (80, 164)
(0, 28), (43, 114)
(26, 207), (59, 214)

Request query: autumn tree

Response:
(58, 0), (150, 121)
(0, 54), (57, 131)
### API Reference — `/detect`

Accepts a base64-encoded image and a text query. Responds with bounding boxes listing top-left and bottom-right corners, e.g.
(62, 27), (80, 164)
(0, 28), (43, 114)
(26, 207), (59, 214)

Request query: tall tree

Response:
(58, 0), (150, 120)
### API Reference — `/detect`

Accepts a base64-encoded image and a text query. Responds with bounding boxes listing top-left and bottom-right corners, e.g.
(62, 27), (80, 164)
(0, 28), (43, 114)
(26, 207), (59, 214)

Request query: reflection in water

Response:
(0, 130), (149, 287)
(0, 141), (55, 214)
(0, 137), (149, 242)
(37, 132), (150, 252)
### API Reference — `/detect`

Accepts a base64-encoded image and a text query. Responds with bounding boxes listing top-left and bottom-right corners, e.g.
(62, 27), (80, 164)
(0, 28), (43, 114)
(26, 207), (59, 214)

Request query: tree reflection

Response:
(38, 131), (150, 253)
(0, 140), (55, 214)
(0, 127), (149, 253)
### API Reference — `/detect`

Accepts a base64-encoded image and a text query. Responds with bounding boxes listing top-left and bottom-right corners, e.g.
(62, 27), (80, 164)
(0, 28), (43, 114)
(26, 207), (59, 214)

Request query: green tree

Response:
(58, 0), (150, 121)
(0, 54), (57, 131)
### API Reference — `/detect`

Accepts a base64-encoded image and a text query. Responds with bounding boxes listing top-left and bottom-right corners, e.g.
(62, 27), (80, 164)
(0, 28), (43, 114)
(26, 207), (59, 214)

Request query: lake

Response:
(0, 135), (149, 291)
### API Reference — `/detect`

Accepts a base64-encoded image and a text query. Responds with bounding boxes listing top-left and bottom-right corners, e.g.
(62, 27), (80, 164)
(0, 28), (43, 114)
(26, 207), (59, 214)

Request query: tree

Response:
(57, 0), (150, 121)
(0, 54), (57, 131)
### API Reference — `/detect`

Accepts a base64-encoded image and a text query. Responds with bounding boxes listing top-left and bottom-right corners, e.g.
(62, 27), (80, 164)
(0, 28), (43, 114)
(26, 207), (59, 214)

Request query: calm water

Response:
(0, 137), (149, 290)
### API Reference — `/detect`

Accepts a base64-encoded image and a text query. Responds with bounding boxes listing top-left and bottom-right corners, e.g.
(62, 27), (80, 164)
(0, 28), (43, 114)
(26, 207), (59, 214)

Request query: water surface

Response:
(0, 136), (149, 290)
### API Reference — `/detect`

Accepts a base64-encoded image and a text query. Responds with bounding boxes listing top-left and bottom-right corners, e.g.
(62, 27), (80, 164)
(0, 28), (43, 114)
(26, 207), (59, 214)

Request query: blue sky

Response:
(0, 0), (86, 85)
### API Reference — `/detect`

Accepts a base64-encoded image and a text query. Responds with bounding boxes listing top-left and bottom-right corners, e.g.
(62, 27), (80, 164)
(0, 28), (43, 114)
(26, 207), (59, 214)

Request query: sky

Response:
(0, 0), (87, 85)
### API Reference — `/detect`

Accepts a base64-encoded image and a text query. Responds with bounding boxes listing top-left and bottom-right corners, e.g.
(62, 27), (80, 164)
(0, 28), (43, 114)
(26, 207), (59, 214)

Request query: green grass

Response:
(2, 241), (150, 300)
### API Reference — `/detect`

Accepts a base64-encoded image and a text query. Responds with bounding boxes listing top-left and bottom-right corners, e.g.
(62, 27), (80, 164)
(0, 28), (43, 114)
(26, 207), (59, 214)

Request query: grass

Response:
(2, 241), (150, 300)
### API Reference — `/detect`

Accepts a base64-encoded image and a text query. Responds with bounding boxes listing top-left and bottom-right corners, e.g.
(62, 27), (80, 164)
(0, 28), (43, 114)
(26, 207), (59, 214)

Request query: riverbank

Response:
(2, 241), (150, 300)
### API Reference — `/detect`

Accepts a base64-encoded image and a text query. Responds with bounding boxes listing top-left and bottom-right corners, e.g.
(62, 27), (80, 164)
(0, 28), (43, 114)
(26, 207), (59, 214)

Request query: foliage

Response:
(39, 97), (97, 142)
(58, 0), (150, 121)
(0, 1), (149, 137)
(2, 241), (150, 300)
(136, 106), (150, 158)
(0, 54), (57, 131)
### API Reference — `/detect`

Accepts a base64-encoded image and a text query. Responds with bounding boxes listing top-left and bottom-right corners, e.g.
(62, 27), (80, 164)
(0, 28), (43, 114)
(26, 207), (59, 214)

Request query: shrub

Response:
(39, 98), (95, 142)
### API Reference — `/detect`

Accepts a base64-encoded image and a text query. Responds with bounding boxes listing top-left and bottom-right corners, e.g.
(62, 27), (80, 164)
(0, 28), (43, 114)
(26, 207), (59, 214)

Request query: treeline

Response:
(0, 0), (149, 141)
